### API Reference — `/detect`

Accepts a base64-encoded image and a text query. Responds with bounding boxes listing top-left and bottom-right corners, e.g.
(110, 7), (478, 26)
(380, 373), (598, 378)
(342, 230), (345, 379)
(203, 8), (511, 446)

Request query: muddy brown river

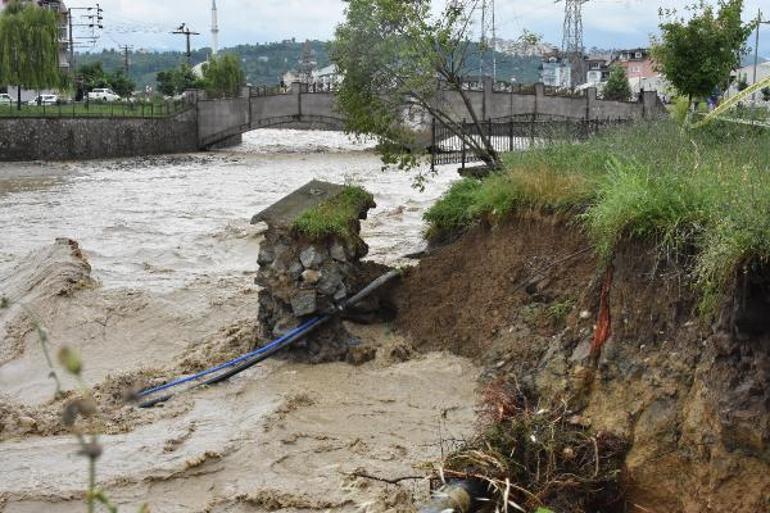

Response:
(0, 131), (479, 513)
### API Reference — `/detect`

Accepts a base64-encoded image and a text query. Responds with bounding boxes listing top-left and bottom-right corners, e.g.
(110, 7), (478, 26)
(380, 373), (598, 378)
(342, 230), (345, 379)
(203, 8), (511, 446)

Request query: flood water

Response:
(0, 129), (456, 291)
(0, 130), (479, 513)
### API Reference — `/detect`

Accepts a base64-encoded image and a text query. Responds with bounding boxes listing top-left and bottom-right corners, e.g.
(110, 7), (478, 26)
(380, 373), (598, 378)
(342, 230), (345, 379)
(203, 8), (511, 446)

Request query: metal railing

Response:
(431, 114), (629, 169)
(0, 99), (192, 119)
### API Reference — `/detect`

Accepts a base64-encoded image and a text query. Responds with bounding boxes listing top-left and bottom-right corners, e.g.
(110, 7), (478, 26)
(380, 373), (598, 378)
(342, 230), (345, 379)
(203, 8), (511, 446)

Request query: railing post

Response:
(430, 116), (436, 174)
(461, 118), (466, 170)
(529, 112), (536, 148)
(509, 119), (514, 151)
(487, 118), (492, 155)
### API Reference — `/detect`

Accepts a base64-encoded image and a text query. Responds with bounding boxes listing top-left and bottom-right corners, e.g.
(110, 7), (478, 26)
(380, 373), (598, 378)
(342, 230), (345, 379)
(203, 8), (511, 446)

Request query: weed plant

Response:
(425, 121), (770, 311)
(292, 185), (375, 241)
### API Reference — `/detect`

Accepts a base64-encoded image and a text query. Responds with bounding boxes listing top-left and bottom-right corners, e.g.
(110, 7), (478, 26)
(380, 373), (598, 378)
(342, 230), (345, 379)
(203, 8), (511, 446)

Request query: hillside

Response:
(75, 40), (542, 89)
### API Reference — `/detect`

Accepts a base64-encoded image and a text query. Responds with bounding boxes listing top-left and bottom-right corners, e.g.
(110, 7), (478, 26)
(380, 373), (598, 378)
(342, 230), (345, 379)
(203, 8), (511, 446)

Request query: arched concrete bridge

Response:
(195, 81), (666, 149)
(0, 80), (667, 162)
(197, 84), (347, 148)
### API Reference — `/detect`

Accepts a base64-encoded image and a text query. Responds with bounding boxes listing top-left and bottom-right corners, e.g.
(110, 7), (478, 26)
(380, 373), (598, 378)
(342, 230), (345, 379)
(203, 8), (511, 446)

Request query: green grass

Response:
(425, 121), (770, 311)
(292, 185), (375, 241)
(0, 100), (189, 118)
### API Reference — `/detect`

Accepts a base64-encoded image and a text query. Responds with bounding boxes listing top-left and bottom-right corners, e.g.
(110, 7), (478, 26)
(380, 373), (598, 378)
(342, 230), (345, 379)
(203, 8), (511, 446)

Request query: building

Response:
(540, 56), (571, 89)
(281, 64), (340, 91)
(584, 53), (612, 85)
(727, 60), (770, 100)
(615, 48), (656, 81)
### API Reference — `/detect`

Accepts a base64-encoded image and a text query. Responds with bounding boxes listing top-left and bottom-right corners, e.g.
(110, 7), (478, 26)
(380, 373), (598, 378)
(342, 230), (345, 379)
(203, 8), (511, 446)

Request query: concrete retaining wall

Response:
(0, 109), (198, 161)
(438, 81), (665, 122)
(197, 96), (250, 146)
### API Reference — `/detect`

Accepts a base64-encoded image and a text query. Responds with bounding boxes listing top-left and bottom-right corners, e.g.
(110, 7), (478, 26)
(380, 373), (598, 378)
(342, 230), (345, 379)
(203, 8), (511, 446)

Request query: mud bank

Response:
(0, 238), (479, 513)
(394, 216), (770, 513)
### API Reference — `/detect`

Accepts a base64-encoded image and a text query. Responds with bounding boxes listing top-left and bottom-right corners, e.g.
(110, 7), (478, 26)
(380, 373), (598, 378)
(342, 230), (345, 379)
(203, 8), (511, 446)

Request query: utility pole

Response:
(121, 45), (131, 75)
(752, 9), (770, 103)
(491, 0), (496, 82)
(68, 8), (75, 74)
(172, 24), (200, 64)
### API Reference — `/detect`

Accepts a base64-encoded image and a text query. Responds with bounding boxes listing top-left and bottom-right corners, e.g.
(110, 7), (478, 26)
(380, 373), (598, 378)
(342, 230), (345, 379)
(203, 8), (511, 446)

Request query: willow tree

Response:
(0, 1), (61, 109)
(330, 0), (501, 175)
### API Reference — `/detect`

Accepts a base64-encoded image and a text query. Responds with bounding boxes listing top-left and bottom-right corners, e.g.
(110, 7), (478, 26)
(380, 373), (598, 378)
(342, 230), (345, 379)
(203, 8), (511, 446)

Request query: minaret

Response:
(211, 0), (219, 56)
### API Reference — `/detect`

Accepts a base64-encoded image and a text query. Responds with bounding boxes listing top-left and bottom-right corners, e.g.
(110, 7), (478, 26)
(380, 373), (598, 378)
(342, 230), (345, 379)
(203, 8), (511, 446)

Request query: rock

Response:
(288, 261), (304, 280)
(300, 246), (325, 269)
(333, 284), (348, 301)
(301, 269), (322, 284)
(273, 315), (299, 336)
(257, 245), (274, 265)
(318, 268), (343, 296)
(330, 241), (347, 262)
(291, 290), (317, 316)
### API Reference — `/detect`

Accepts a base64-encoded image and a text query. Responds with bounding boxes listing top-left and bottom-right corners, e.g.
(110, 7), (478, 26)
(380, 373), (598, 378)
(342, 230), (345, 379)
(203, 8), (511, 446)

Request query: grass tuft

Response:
(425, 121), (770, 312)
(292, 185), (374, 241)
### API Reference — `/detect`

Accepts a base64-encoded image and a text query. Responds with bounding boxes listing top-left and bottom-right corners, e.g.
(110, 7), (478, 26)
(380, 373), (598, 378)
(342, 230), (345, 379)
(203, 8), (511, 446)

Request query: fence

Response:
(0, 99), (191, 119)
(430, 114), (628, 170)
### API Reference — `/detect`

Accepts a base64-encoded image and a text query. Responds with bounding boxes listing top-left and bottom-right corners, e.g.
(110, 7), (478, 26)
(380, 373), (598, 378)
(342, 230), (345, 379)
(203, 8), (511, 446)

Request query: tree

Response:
(109, 71), (136, 98)
(156, 63), (200, 96)
(603, 65), (632, 101)
(330, 0), (501, 174)
(762, 87), (770, 102)
(201, 54), (244, 98)
(0, 1), (61, 109)
(651, 0), (754, 107)
(75, 62), (136, 99)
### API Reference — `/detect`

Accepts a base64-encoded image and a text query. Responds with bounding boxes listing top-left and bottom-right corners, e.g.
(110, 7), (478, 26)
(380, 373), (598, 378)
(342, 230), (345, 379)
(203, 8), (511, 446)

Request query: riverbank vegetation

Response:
(292, 185), (374, 241)
(425, 121), (770, 311)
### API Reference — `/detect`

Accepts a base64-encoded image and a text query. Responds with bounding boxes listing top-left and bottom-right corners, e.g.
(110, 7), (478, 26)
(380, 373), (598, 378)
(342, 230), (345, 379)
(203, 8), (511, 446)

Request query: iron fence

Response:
(0, 99), (192, 119)
(430, 114), (629, 170)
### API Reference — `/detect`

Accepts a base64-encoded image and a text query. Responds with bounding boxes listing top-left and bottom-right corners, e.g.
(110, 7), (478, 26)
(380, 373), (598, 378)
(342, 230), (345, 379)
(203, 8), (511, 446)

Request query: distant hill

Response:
(740, 54), (768, 67)
(76, 39), (542, 89)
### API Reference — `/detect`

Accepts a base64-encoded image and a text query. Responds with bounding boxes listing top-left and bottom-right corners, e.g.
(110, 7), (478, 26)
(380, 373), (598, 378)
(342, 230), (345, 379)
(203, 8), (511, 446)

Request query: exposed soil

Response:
(393, 215), (770, 513)
(395, 215), (596, 360)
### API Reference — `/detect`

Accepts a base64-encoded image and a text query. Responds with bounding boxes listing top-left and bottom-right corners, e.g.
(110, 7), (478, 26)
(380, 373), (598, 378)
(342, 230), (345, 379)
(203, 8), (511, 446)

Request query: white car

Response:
(27, 94), (58, 106)
(0, 93), (12, 105)
(88, 88), (121, 102)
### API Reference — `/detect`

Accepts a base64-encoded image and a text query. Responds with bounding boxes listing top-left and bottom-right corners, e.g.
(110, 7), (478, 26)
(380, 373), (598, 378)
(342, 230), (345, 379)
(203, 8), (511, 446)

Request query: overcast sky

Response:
(69, 0), (770, 58)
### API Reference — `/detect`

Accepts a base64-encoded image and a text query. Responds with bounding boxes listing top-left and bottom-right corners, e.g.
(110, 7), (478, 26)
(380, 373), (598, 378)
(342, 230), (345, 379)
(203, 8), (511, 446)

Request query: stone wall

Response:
(0, 108), (198, 161)
(255, 197), (378, 363)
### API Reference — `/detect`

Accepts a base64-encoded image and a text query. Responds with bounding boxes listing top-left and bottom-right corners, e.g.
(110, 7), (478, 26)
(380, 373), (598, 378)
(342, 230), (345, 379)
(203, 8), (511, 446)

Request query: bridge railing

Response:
(0, 98), (192, 119)
(430, 115), (630, 170)
(251, 85), (287, 97)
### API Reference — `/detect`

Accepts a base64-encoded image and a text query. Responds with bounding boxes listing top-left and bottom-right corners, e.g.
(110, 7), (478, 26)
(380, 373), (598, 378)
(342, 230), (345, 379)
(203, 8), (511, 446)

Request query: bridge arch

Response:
(250, 114), (346, 131)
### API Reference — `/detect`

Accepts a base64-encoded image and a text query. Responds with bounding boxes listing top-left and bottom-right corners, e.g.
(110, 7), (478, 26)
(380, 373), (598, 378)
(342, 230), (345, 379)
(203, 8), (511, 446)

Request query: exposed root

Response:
(440, 379), (628, 513)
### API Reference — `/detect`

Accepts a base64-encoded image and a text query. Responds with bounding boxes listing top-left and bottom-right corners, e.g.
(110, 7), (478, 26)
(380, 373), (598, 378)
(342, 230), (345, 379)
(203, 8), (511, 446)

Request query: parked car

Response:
(27, 94), (58, 106)
(0, 93), (12, 105)
(87, 88), (121, 102)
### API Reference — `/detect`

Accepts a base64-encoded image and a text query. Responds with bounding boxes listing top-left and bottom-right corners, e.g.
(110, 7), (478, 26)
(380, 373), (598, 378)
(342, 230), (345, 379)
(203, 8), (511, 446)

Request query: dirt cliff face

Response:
(394, 216), (770, 513)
